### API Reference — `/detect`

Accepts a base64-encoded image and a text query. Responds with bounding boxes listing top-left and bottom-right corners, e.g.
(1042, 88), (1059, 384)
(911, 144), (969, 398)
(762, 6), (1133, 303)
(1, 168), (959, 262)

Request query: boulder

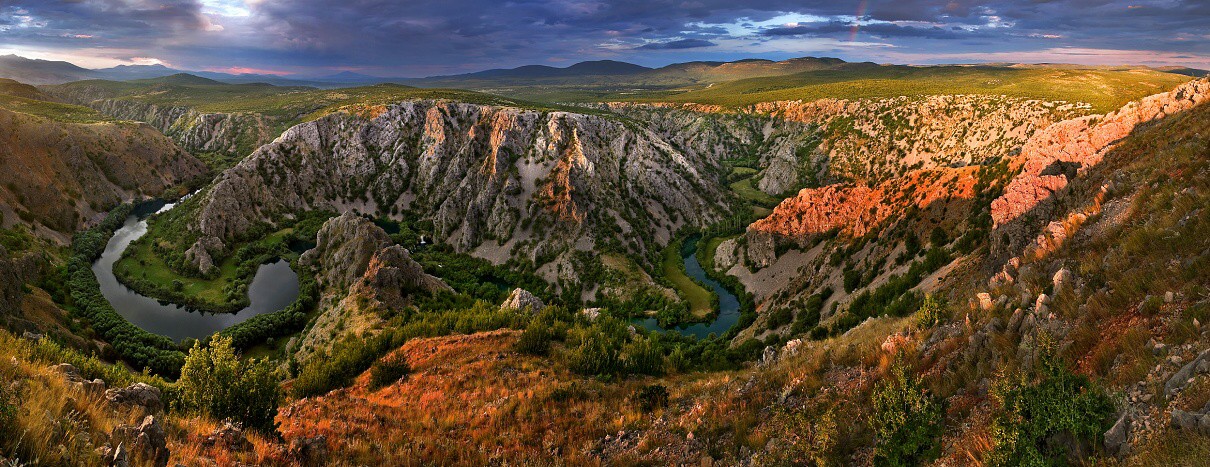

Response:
(202, 422), (252, 452)
(1103, 412), (1131, 456)
(105, 382), (163, 413)
(111, 415), (169, 467)
(1165, 349), (1210, 399)
(290, 435), (329, 467)
(1052, 268), (1074, 293)
(580, 308), (602, 322)
(501, 288), (545, 313)
(976, 292), (994, 311)
(50, 363), (83, 383)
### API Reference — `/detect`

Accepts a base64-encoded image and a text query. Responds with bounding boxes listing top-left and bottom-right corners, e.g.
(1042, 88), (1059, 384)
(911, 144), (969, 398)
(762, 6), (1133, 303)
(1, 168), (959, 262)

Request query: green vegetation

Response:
(634, 384), (669, 413)
(0, 92), (113, 123)
(178, 336), (282, 432)
(870, 359), (945, 466)
(659, 238), (714, 320)
(369, 352), (412, 390)
(65, 204), (185, 376)
(623, 66), (1191, 113)
(114, 207), (330, 313)
(514, 320), (554, 356)
(989, 348), (1114, 465)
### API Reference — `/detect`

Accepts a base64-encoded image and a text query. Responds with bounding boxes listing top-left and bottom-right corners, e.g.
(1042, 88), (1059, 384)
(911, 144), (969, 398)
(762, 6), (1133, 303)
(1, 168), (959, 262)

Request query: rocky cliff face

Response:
(0, 108), (206, 237)
(990, 78), (1210, 253)
(188, 100), (727, 276)
(601, 103), (821, 195)
(608, 95), (1080, 195)
(47, 86), (274, 162)
(293, 213), (450, 363)
(747, 95), (1082, 184)
(0, 245), (45, 317)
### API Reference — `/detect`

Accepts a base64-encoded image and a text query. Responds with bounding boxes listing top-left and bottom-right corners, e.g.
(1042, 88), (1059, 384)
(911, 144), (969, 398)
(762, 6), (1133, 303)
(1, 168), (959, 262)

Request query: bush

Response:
(915, 294), (944, 328)
(369, 353), (411, 389)
(870, 359), (945, 466)
(178, 336), (281, 433)
(515, 320), (554, 356)
(0, 384), (15, 439)
(989, 348), (1114, 466)
(634, 384), (669, 413)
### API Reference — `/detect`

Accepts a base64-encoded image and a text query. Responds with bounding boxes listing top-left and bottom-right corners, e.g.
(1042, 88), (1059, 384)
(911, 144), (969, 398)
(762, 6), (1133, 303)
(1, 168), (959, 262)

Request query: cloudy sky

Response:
(1, 0), (1207, 76)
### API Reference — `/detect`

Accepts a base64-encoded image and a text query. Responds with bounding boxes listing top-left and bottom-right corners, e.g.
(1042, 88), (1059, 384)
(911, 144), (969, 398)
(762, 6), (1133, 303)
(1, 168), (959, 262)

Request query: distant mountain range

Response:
(3, 53), (1205, 91)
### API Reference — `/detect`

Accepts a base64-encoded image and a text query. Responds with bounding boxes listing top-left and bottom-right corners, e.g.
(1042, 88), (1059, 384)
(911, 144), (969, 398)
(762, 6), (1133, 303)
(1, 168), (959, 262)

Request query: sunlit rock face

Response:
(187, 100), (729, 276)
(991, 78), (1210, 250)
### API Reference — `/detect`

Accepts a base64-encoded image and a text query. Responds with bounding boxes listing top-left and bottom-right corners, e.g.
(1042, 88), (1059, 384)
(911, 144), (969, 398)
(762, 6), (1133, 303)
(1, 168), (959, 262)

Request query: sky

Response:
(0, 0), (1207, 77)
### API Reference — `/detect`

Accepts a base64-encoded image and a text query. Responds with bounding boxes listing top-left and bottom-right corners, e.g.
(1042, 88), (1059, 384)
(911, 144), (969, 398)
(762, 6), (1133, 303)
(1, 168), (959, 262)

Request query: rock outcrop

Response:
(300, 212), (393, 291)
(47, 83), (275, 160)
(0, 246), (45, 317)
(292, 213), (450, 364)
(105, 382), (164, 413)
(110, 415), (169, 467)
(501, 288), (545, 313)
(187, 100), (728, 277)
(991, 78), (1210, 250)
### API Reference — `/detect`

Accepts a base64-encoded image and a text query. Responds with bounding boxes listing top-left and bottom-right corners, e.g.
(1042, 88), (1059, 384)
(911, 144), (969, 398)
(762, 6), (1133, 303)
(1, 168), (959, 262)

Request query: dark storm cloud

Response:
(1, 0), (1207, 74)
(761, 21), (974, 40)
(636, 39), (717, 50)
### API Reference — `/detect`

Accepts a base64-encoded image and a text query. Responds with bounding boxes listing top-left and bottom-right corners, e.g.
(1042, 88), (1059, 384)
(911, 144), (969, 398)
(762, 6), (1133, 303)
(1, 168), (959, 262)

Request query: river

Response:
(92, 200), (300, 341)
(634, 236), (741, 339)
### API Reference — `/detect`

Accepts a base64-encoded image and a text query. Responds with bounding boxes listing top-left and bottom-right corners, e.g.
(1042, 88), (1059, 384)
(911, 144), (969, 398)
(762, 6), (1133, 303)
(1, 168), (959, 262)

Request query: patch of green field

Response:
(697, 234), (737, 275)
(49, 78), (615, 131)
(0, 93), (113, 123)
(660, 241), (713, 319)
(113, 228), (296, 310)
(613, 66), (1192, 113)
(729, 177), (780, 207)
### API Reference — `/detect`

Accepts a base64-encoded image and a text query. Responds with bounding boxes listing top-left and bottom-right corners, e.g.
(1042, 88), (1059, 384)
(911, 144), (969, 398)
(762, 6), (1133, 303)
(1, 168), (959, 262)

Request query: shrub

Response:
(870, 359), (945, 466)
(0, 384), (15, 439)
(634, 384), (669, 413)
(915, 294), (944, 328)
(369, 352), (411, 389)
(989, 347), (1114, 466)
(515, 320), (554, 356)
(178, 336), (281, 433)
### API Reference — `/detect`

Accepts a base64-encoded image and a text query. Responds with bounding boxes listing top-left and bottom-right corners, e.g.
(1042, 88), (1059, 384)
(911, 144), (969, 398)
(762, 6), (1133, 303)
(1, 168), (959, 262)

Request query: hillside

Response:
(0, 80), (206, 238)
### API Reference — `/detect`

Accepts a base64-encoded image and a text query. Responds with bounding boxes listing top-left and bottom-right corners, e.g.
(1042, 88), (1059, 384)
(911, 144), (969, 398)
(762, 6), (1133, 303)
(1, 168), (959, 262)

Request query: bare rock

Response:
(111, 415), (169, 467)
(1165, 349), (1210, 399)
(501, 288), (545, 313)
(290, 435), (329, 467)
(1052, 268), (1074, 293)
(977, 292), (995, 311)
(202, 422), (252, 452)
(1104, 412), (1131, 456)
(580, 308), (602, 322)
(105, 382), (163, 413)
(50, 363), (83, 383)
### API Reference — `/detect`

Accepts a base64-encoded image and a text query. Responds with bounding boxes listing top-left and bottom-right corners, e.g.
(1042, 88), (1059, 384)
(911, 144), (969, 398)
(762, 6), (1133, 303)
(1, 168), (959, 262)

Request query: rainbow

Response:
(849, 0), (868, 41)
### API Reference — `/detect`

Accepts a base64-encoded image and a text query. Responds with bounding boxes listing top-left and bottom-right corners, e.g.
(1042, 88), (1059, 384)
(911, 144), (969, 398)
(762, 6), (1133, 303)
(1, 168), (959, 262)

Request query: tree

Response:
(178, 336), (281, 432)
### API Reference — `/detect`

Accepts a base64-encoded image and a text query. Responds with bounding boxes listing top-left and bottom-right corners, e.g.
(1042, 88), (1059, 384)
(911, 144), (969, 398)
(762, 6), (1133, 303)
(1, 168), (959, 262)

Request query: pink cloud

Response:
(204, 66), (292, 76)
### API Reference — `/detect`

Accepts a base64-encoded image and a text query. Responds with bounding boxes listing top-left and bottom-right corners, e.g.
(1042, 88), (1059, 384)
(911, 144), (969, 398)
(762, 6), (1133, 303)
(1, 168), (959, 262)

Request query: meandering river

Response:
(92, 200), (300, 341)
(634, 236), (741, 339)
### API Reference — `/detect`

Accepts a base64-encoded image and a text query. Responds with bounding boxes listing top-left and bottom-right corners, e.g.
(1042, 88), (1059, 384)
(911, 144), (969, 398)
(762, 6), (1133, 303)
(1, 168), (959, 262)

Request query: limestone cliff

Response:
(47, 84), (274, 162)
(292, 213), (450, 363)
(991, 78), (1210, 252)
(187, 100), (728, 279)
(606, 95), (1080, 195)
